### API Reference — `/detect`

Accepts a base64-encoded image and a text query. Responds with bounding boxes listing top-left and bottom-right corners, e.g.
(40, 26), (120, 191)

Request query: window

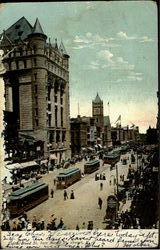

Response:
(48, 103), (51, 111)
(34, 58), (37, 66)
(35, 85), (38, 94)
(61, 97), (63, 105)
(19, 48), (23, 56)
(34, 73), (37, 80)
(35, 119), (39, 126)
(55, 106), (57, 127)
(33, 45), (37, 54)
(49, 133), (53, 143)
(15, 24), (20, 29)
(35, 96), (38, 105)
(55, 94), (57, 103)
(61, 107), (63, 127)
(16, 61), (19, 69)
(35, 108), (38, 116)
(8, 62), (11, 70)
(23, 60), (27, 68)
(48, 114), (51, 127)
(62, 132), (66, 142)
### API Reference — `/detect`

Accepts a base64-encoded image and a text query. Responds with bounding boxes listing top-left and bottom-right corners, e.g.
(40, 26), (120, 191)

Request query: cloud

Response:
(85, 2), (95, 10)
(72, 33), (119, 49)
(88, 49), (143, 83)
(117, 31), (136, 40)
(116, 31), (153, 43)
(97, 50), (113, 63)
(72, 31), (153, 50)
(140, 36), (153, 43)
(97, 49), (134, 71)
(0, 4), (5, 12)
(128, 76), (143, 81)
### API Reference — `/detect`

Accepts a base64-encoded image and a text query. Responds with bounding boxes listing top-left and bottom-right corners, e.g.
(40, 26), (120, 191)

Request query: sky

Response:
(0, 1), (158, 133)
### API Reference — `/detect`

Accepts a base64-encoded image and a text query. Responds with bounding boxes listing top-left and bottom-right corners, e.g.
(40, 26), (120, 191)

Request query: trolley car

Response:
(103, 152), (120, 166)
(56, 168), (81, 189)
(84, 159), (100, 174)
(7, 181), (49, 217)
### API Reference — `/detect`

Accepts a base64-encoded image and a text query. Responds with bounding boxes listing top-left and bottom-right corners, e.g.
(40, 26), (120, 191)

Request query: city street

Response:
(24, 151), (138, 229)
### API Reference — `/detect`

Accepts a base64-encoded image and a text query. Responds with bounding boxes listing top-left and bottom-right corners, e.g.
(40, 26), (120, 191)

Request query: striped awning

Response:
(20, 161), (39, 169)
(6, 163), (21, 170)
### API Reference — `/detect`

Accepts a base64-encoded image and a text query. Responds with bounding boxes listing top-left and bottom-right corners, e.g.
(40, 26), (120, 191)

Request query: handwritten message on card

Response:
(1, 229), (158, 248)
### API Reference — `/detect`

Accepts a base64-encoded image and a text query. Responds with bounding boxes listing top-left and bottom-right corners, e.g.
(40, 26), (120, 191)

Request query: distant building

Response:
(81, 116), (97, 147)
(92, 93), (104, 142)
(111, 125), (140, 145)
(70, 116), (88, 156)
(103, 116), (112, 149)
(146, 126), (158, 145)
(1, 17), (71, 162)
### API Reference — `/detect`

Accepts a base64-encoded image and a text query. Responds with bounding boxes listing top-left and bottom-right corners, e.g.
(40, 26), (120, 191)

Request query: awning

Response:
(50, 154), (57, 160)
(98, 144), (102, 149)
(88, 147), (94, 151)
(5, 163), (21, 170)
(20, 161), (39, 169)
(40, 159), (48, 165)
(82, 147), (87, 151)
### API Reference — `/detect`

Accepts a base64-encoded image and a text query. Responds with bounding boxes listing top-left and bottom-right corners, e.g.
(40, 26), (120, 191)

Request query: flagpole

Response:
(108, 102), (110, 116)
(78, 102), (80, 116)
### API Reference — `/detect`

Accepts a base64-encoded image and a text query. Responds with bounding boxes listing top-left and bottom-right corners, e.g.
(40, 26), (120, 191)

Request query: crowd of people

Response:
(1, 213), (66, 231)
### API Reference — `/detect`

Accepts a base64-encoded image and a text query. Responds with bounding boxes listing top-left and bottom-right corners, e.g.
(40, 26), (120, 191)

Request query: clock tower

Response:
(92, 93), (104, 130)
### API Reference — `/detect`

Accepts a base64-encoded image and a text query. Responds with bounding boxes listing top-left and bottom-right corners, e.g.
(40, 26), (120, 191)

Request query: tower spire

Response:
(32, 18), (45, 35)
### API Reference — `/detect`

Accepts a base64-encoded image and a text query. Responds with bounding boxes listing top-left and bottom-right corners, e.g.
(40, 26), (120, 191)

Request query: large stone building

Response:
(0, 17), (71, 162)
(70, 116), (88, 156)
(103, 116), (112, 149)
(81, 116), (97, 147)
(111, 125), (140, 146)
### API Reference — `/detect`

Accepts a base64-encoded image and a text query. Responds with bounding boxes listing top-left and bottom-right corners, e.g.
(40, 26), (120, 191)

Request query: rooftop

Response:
(93, 93), (103, 103)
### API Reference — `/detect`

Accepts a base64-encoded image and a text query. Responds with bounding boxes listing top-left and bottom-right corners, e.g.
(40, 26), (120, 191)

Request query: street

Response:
(25, 151), (137, 229)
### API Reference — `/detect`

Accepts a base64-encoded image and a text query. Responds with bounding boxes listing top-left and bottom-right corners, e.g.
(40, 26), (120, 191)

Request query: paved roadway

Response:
(25, 151), (140, 229)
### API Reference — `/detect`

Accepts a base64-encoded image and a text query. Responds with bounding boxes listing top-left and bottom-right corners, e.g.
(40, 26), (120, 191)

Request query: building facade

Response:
(111, 125), (140, 145)
(103, 116), (112, 149)
(81, 116), (97, 147)
(92, 93), (104, 144)
(1, 17), (71, 162)
(70, 116), (88, 156)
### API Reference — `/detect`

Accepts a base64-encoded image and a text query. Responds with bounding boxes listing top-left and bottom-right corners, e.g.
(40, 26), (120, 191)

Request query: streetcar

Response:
(84, 159), (100, 174)
(56, 168), (81, 189)
(7, 181), (49, 218)
(103, 152), (120, 166)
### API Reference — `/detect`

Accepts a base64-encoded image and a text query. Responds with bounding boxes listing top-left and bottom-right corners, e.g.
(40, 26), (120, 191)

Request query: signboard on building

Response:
(107, 195), (117, 209)
(90, 126), (96, 142)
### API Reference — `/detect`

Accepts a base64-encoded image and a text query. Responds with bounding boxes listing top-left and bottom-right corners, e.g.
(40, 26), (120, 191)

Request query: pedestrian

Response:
(50, 189), (54, 198)
(12, 220), (17, 231)
(87, 221), (93, 230)
(76, 224), (79, 230)
(64, 190), (68, 200)
(57, 218), (64, 229)
(114, 178), (116, 185)
(98, 197), (103, 209)
(100, 182), (103, 190)
(82, 222), (85, 229)
(54, 178), (56, 186)
(70, 190), (75, 199)
(109, 180), (111, 185)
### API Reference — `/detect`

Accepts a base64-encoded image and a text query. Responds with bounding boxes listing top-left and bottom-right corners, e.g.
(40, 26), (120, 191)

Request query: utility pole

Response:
(116, 164), (119, 210)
